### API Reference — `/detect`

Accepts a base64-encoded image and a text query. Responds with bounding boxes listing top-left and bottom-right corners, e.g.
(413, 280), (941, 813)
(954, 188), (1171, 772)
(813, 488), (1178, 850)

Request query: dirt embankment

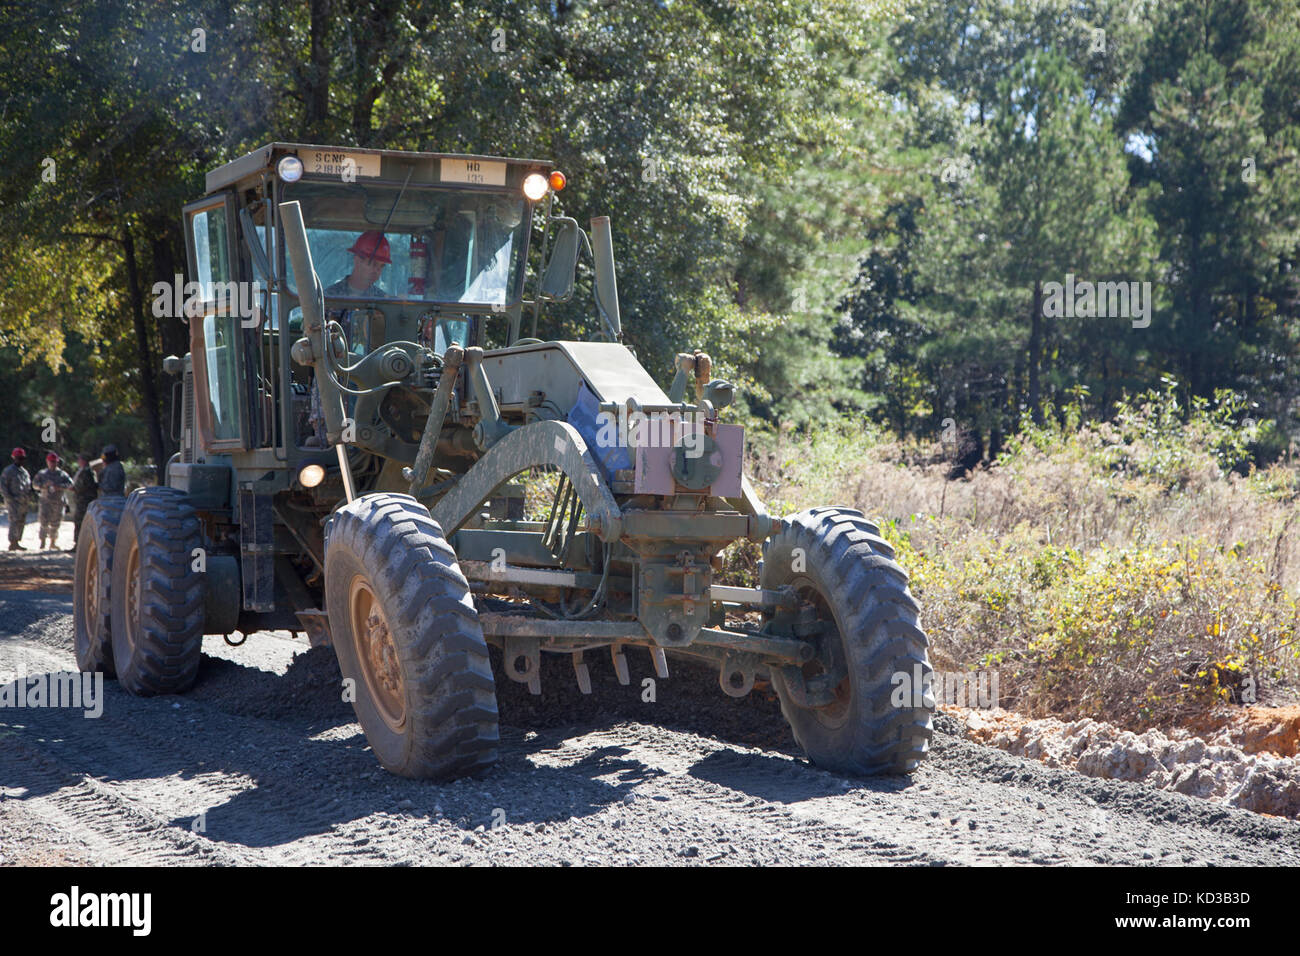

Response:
(957, 706), (1300, 818)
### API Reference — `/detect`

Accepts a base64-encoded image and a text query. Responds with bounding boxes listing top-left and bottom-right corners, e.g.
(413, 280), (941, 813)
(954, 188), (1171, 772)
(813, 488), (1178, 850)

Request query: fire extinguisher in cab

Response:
(408, 235), (428, 296)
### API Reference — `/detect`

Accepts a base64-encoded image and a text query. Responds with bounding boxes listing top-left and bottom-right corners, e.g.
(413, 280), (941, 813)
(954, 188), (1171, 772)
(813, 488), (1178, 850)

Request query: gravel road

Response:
(2, 584), (1299, 866)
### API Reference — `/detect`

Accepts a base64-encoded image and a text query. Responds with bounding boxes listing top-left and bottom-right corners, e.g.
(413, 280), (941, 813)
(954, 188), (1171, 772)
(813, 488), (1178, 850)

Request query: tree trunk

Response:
(348, 0), (404, 143)
(1101, 352), (1112, 411)
(123, 227), (167, 480)
(990, 374), (1007, 458)
(1013, 348), (1025, 422)
(1028, 279), (1043, 425)
(306, 0), (333, 137)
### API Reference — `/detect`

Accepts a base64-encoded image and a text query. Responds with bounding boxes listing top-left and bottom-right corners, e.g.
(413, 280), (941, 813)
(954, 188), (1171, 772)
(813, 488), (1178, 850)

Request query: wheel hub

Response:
(349, 577), (406, 732)
(765, 580), (852, 723)
(124, 542), (141, 655)
(85, 540), (99, 625)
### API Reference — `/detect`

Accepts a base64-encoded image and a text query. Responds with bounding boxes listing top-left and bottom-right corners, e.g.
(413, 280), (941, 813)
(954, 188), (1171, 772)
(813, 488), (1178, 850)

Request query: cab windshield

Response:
(282, 181), (528, 307)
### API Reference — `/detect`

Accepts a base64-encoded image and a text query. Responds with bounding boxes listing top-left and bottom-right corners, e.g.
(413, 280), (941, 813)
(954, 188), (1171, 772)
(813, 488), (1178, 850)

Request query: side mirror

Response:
(539, 217), (580, 302)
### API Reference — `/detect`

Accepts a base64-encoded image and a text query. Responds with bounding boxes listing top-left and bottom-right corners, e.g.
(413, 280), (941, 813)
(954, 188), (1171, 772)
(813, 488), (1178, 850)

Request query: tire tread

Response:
(761, 506), (934, 775)
(326, 493), (499, 780)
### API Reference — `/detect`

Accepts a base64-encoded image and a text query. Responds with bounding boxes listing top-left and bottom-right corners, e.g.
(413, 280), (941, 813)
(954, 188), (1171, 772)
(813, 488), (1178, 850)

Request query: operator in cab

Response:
(307, 230), (391, 447)
(325, 230), (391, 299)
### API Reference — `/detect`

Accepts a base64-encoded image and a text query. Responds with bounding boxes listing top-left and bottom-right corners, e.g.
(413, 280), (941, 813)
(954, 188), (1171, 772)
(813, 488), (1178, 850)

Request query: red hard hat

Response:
(345, 230), (390, 264)
(11, 447), (25, 459)
(347, 231), (392, 264)
(46, 452), (59, 464)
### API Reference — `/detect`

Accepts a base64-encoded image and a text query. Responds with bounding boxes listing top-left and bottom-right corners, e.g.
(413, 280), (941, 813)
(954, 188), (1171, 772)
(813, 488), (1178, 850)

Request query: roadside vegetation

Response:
(740, 383), (1300, 729)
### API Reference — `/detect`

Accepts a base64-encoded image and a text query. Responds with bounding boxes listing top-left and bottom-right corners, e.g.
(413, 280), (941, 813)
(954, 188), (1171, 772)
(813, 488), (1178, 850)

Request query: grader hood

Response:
(481, 341), (670, 409)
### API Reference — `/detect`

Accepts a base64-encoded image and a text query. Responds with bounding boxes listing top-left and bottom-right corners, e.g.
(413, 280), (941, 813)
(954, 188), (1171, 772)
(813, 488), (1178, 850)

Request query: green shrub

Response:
(999, 379), (1256, 491)
(729, 384), (1300, 729)
(897, 526), (1299, 726)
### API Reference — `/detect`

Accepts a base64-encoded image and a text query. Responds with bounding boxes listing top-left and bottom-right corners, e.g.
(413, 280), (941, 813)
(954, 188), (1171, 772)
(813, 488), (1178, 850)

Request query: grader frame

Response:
(71, 143), (935, 780)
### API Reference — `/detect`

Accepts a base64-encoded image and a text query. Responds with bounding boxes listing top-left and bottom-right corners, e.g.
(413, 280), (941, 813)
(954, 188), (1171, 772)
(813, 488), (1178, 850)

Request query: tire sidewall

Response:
(324, 494), (498, 779)
(73, 500), (118, 675)
(762, 535), (870, 745)
(325, 513), (413, 771)
(109, 499), (145, 689)
(107, 489), (205, 695)
(761, 510), (931, 774)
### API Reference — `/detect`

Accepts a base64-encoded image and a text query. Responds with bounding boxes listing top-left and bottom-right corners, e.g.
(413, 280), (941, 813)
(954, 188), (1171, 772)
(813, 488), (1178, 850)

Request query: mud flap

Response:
(239, 488), (275, 612)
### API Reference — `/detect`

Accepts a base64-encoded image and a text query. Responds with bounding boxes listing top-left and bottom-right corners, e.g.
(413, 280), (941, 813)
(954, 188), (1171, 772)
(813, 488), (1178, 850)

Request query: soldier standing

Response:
(1, 447), (32, 551)
(71, 453), (98, 550)
(33, 452), (73, 551)
(98, 444), (126, 498)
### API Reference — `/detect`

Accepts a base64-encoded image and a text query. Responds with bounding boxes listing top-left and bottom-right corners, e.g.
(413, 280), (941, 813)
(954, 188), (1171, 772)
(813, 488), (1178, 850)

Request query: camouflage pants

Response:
(39, 500), (64, 543)
(3, 495), (25, 546)
(72, 503), (90, 546)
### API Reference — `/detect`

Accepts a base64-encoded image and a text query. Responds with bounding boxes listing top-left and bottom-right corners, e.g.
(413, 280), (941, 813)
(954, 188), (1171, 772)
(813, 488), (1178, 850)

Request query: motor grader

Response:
(72, 143), (935, 779)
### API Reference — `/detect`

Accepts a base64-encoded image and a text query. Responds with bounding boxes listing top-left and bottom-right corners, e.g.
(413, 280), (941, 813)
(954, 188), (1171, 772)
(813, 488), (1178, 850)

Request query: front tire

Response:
(109, 488), (206, 695)
(73, 498), (125, 675)
(325, 493), (499, 780)
(761, 507), (934, 775)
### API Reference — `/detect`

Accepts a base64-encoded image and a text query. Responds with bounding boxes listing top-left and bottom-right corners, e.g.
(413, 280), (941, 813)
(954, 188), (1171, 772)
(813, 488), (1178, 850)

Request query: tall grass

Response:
(744, 385), (1300, 727)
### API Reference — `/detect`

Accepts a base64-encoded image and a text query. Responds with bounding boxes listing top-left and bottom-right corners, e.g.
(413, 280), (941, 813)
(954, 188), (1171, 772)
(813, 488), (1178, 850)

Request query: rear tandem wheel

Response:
(109, 487), (207, 695)
(73, 497), (125, 675)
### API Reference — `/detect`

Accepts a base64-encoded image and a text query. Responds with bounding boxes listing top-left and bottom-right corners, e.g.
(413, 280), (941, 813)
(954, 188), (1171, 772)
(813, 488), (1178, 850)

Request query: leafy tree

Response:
(1119, 0), (1300, 423)
(0, 0), (893, 459)
(840, 1), (1164, 453)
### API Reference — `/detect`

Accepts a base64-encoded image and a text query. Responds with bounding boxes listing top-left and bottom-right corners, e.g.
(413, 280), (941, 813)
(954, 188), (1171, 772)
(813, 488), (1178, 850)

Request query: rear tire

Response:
(110, 488), (207, 695)
(761, 507), (934, 775)
(73, 498), (125, 675)
(325, 493), (499, 780)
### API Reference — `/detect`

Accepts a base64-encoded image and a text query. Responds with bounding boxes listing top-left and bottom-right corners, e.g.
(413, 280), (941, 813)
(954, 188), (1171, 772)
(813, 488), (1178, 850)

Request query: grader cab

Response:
(72, 143), (935, 780)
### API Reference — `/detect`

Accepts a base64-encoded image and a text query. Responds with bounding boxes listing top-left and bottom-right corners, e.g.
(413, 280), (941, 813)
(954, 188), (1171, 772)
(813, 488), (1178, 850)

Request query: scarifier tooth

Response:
(572, 651), (592, 694)
(611, 645), (630, 685)
(649, 646), (669, 679)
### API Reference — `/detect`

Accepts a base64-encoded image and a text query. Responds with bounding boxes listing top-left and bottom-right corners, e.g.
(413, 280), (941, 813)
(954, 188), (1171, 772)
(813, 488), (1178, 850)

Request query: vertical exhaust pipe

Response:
(590, 216), (621, 341)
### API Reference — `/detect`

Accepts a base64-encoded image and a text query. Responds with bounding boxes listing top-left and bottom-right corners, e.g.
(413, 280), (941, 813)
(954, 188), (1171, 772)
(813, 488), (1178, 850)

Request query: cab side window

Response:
(190, 204), (242, 442)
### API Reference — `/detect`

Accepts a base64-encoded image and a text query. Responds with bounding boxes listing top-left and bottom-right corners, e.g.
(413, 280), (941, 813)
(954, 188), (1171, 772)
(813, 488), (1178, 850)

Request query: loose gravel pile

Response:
(959, 709), (1300, 817)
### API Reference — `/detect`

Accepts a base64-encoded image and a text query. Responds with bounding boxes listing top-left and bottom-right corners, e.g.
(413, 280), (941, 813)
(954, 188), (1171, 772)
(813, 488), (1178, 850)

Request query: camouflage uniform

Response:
(99, 460), (126, 497)
(325, 278), (387, 300)
(1, 462), (32, 549)
(32, 466), (72, 548)
(71, 465), (98, 545)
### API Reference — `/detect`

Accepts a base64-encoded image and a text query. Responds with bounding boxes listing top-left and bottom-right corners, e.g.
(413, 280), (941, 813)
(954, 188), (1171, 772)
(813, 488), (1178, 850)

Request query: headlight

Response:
(522, 173), (549, 201)
(298, 463), (326, 487)
(278, 155), (304, 182)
